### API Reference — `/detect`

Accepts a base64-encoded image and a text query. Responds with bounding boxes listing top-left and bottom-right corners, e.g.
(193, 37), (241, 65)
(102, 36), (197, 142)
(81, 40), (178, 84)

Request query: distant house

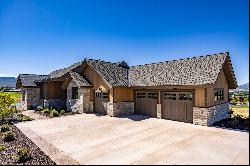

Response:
(16, 52), (237, 126)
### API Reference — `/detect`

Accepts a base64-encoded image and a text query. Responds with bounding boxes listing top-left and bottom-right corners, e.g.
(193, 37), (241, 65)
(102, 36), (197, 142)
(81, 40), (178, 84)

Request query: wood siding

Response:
(41, 82), (66, 100)
(84, 66), (113, 102)
(214, 70), (229, 104)
(195, 87), (205, 107)
(113, 87), (133, 102)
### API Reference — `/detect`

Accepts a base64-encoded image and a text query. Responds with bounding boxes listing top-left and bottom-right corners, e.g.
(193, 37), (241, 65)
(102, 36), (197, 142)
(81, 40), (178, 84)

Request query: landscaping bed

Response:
(213, 116), (249, 131)
(34, 107), (80, 118)
(0, 124), (56, 165)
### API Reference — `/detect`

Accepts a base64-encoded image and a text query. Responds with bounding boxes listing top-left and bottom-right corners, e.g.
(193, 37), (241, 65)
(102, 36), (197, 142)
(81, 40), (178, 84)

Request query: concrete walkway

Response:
(16, 114), (249, 165)
(21, 110), (48, 120)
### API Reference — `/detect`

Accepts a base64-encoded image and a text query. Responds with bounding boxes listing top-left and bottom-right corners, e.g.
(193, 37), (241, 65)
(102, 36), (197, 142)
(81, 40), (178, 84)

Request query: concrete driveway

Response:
(16, 114), (249, 165)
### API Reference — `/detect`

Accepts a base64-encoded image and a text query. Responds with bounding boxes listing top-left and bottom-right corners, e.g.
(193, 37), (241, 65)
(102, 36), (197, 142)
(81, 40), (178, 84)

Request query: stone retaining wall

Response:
(193, 102), (230, 126)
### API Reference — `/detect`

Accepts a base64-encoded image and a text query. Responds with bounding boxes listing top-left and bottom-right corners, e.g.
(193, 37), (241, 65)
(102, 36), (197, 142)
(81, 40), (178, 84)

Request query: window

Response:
(136, 92), (146, 98)
(72, 87), (78, 99)
(179, 93), (192, 100)
(95, 92), (108, 99)
(164, 93), (176, 100)
(103, 92), (109, 99)
(148, 92), (157, 99)
(214, 89), (224, 102)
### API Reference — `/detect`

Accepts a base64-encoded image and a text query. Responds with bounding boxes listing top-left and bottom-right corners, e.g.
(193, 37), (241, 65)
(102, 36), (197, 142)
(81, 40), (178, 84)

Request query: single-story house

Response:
(16, 52), (237, 126)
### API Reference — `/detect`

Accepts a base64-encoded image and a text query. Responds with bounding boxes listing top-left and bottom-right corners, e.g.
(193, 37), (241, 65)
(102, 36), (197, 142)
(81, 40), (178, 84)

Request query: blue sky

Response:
(0, 0), (249, 85)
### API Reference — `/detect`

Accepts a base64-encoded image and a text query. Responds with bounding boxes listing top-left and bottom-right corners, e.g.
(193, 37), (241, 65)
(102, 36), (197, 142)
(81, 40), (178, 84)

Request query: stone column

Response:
(157, 104), (162, 119)
(82, 88), (93, 113)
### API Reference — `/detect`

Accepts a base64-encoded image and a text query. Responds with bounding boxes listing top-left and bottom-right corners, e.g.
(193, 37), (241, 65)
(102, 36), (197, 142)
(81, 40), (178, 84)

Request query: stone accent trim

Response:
(66, 79), (93, 113)
(157, 104), (161, 119)
(193, 102), (230, 126)
(107, 102), (134, 117)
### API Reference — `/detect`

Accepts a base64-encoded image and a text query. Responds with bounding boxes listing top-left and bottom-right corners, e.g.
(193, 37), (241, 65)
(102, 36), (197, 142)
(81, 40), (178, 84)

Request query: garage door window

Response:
(179, 93), (192, 100)
(136, 92), (146, 98)
(148, 92), (157, 99)
(164, 93), (176, 100)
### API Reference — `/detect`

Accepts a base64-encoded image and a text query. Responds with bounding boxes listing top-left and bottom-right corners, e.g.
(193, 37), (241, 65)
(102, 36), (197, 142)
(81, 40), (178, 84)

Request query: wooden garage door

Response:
(135, 92), (157, 117)
(162, 92), (193, 123)
(94, 92), (109, 114)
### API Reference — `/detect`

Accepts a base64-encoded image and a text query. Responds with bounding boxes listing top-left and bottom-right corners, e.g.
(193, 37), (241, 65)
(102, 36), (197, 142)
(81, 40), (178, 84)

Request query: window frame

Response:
(214, 88), (224, 103)
(71, 87), (79, 99)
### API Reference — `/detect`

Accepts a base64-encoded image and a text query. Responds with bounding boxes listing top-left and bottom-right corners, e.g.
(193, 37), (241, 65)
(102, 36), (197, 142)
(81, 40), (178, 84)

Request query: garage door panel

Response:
(162, 92), (193, 123)
(136, 92), (157, 117)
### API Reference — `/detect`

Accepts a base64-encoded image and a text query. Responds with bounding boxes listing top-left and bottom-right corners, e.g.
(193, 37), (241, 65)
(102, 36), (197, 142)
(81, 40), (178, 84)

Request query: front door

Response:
(94, 91), (109, 114)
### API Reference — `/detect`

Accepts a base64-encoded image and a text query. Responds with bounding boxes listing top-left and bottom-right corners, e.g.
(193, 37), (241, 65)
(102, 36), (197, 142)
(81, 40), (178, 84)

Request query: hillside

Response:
(237, 83), (249, 91)
(0, 77), (17, 87)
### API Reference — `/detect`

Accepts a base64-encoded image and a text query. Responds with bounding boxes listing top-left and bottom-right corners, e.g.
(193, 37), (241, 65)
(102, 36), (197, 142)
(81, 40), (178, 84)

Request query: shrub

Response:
(42, 108), (50, 114)
(50, 109), (59, 118)
(60, 110), (65, 114)
(1, 124), (10, 132)
(0, 93), (17, 121)
(21, 115), (32, 122)
(17, 112), (24, 118)
(16, 148), (31, 163)
(3, 131), (15, 142)
(36, 105), (43, 111)
(0, 144), (6, 152)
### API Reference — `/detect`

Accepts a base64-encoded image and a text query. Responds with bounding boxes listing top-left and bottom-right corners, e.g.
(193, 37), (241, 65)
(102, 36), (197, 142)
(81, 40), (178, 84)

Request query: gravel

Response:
(0, 125), (56, 165)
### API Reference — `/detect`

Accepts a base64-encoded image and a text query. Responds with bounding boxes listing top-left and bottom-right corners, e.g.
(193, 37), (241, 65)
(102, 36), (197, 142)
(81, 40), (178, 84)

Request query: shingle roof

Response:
(70, 72), (92, 87)
(17, 74), (48, 87)
(39, 61), (85, 81)
(31, 52), (237, 89)
(129, 52), (237, 88)
(86, 59), (129, 87)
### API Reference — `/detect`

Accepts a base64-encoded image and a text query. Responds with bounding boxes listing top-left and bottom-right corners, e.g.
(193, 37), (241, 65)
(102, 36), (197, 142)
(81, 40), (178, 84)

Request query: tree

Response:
(0, 93), (17, 122)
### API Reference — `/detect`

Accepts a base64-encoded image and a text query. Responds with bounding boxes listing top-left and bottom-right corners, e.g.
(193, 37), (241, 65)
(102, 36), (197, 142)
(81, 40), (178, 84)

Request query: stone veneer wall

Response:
(44, 99), (66, 110)
(193, 102), (230, 126)
(16, 101), (27, 111)
(107, 102), (134, 117)
(66, 79), (93, 113)
(21, 87), (42, 109)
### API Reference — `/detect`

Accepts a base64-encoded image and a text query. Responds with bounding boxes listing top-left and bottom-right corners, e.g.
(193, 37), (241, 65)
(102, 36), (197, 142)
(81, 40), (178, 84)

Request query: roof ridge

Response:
(130, 52), (228, 68)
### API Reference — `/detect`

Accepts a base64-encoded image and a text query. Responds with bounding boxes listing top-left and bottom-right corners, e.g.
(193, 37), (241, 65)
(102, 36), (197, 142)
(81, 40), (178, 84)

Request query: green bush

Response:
(3, 131), (15, 142)
(17, 112), (24, 118)
(60, 110), (65, 114)
(1, 124), (10, 132)
(50, 109), (59, 118)
(0, 93), (17, 121)
(21, 115), (32, 122)
(0, 144), (6, 152)
(16, 148), (30, 163)
(42, 108), (50, 114)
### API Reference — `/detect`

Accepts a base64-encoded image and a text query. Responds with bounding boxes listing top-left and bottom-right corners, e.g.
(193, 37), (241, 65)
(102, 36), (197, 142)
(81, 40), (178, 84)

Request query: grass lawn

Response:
(0, 92), (21, 102)
(230, 105), (249, 108)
